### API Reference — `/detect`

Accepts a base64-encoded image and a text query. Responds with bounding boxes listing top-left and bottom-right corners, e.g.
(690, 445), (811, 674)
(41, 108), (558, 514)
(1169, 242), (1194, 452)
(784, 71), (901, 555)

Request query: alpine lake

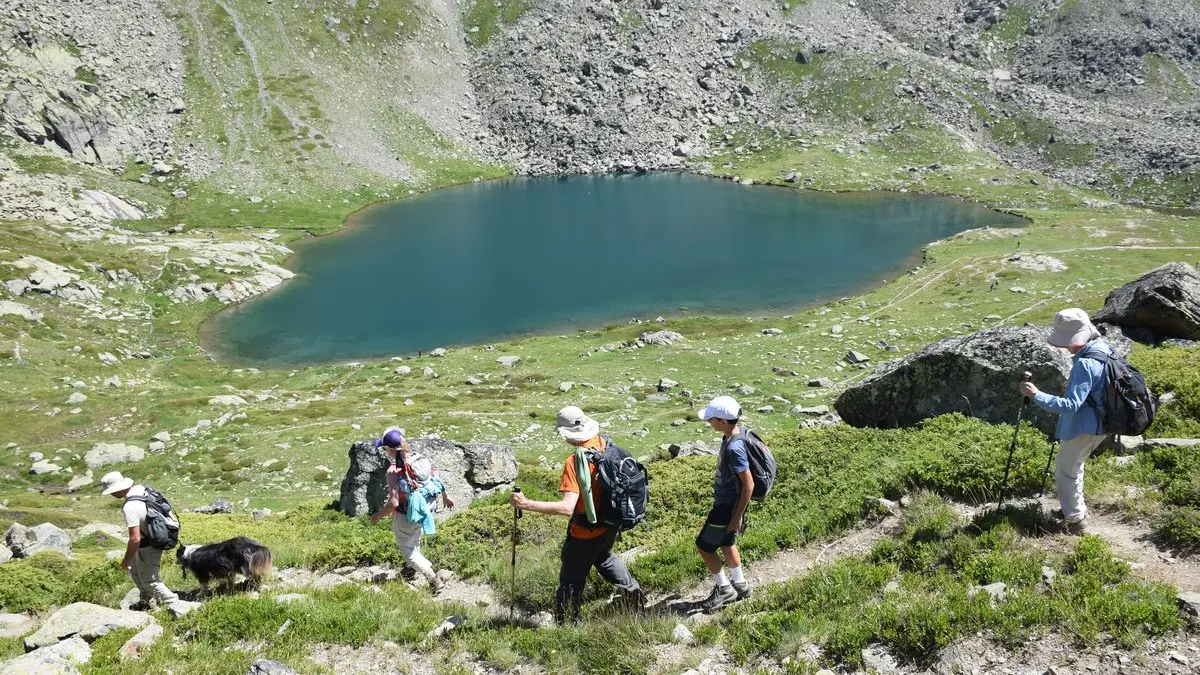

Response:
(205, 173), (1027, 366)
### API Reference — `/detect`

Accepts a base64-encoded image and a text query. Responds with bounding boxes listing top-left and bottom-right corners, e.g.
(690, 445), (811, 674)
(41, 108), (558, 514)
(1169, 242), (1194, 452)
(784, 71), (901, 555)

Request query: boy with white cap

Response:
(370, 427), (454, 593)
(695, 395), (754, 612)
(510, 406), (643, 623)
(100, 471), (180, 609)
(1019, 308), (1112, 533)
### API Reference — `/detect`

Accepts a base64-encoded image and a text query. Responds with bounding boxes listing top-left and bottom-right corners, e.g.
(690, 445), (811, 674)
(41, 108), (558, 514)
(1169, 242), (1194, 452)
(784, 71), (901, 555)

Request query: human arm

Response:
(370, 472), (401, 525)
(728, 470), (754, 533)
(510, 489), (579, 517)
(121, 526), (140, 572)
(1027, 360), (1104, 415)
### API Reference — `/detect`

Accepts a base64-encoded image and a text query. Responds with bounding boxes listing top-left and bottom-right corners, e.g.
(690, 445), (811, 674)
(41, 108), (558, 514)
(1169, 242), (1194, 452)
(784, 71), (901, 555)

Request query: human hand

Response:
(442, 494), (455, 509)
(1019, 382), (1038, 398)
(510, 491), (531, 510)
(725, 515), (742, 533)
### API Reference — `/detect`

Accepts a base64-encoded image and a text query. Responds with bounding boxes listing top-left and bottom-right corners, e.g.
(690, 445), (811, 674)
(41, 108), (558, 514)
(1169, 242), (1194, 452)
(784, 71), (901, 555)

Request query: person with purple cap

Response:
(1019, 308), (1112, 534)
(370, 427), (454, 592)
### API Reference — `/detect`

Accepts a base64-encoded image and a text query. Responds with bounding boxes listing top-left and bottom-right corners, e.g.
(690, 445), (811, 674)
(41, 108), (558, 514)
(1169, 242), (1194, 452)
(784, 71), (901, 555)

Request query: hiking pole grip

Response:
(1020, 371), (1032, 406)
(513, 485), (522, 519)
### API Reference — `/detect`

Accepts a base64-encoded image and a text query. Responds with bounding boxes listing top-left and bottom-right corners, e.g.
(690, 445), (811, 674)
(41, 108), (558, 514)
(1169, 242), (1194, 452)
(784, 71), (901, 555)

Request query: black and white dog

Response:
(177, 536), (273, 596)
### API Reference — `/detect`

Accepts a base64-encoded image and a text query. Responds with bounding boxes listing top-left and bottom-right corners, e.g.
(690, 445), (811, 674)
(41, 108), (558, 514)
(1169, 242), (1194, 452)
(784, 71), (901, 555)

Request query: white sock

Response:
(713, 570), (728, 587)
(729, 566), (745, 584)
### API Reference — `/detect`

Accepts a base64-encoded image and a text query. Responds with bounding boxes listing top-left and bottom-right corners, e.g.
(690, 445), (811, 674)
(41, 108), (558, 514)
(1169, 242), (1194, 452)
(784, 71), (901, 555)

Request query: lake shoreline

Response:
(199, 172), (1029, 368)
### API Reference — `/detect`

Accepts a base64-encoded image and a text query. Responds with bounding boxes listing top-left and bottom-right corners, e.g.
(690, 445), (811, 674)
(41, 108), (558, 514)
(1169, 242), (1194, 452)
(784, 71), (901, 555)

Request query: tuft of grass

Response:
(0, 553), (127, 612)
(464, 0), (531, 47)
(1130, 345), (1200, 438)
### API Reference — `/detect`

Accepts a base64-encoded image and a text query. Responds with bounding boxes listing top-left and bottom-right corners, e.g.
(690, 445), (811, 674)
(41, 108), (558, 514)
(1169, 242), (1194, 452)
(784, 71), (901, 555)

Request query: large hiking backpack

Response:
(724, 430), (778, 502)
(126, 487), (180, 550)
(582, 439), (649, 532)
(1082, 351), (1157, 436)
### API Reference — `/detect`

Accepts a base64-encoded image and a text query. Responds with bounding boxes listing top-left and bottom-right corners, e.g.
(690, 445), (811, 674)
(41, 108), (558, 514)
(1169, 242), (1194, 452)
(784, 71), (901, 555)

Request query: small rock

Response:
(1168, 651), (1189, 666)
(808, 378), (834, 388)
(428, 615), (466, 638)
(208, 395), (248, 407)
(1042, 566), (1057, 586)
(194, 498), (233, 515)
(755, 405), (775, 413)
(394, 366), (412, 376)
(166, 600), (201, 618)
(29, 459), (62, 475)
(152, 431), (171, 443)
(558, 381), (574, 393)
(465, 376), (483, 386)
(793, 405), (830, 415)
(671, 623), (694, 644)
(430, 348), (447, 357)
(118, 622), (162, 661)
(249, 659), (298, 675)
(496, 355), (520, 367)
(762, 328), (784, 336)
(66, 392), (87, 405)
(735, 384), (755, 395)
(657, 377), (679, 391)
(845, 350), (871, 364)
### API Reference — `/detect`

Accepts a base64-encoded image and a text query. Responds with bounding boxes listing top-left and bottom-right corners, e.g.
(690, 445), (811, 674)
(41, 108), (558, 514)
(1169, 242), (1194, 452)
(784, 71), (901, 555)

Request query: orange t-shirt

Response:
(559, 435), (608, 539)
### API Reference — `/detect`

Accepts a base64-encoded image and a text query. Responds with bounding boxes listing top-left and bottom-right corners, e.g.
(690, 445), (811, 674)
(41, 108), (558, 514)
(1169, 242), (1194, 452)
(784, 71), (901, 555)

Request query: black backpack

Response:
(578, 439), (649, 532)
(1082, 351), (1157, 436)
(126, 487), (180, 550)
(724, 430), (778, 502)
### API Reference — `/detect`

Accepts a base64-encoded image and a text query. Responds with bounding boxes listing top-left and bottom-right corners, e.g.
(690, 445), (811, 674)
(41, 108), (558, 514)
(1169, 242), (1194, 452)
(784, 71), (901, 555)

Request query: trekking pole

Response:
(998, 371), (1032, 509)
(1038, 441), (1058, 498)
(510, 486), (521, 624)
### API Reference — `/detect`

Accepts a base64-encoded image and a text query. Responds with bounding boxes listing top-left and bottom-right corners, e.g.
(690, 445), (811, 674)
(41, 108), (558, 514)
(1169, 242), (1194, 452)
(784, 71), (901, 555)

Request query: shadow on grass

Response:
(969, 501), (1063, 537)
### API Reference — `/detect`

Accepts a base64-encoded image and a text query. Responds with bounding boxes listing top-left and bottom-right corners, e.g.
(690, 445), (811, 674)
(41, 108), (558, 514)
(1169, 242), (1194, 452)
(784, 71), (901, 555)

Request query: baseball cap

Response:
(698, 396), (741, 422)
(375, 427), (406, 449)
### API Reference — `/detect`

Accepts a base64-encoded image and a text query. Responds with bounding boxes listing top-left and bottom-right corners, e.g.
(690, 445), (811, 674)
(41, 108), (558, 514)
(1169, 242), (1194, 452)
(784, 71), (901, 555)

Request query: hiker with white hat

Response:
(100, 471), (181, 609)
(695, 396), (755, 612)
(1018, 308), (1112, 533)
(509, 406), (643, 623)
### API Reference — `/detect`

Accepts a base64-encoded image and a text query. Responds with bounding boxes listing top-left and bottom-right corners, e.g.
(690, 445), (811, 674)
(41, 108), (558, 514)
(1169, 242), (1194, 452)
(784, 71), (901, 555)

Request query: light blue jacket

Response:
(405, 476), (446, 535)
(1032, 339), (1110, 440)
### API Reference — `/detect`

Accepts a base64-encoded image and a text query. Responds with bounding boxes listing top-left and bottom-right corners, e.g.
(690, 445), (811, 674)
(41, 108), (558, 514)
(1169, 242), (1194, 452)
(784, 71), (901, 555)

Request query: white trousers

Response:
(1056, 433), (1107, 524)
(131, 547), (179, 604)
(392, 516), (436, 581)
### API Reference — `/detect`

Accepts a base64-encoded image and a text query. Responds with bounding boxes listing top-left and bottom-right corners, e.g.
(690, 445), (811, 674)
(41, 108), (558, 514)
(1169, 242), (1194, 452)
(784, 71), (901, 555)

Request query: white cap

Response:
(100, 471), (133, 495)
(556, 406), (600, 443)
(698, 395), (741, 422)
(1048, 308), (1099, 348)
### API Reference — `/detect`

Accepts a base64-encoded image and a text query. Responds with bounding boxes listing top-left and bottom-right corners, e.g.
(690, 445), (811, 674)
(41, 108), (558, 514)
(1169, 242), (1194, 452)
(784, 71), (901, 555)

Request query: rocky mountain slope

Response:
(0, 0), (1197, 220)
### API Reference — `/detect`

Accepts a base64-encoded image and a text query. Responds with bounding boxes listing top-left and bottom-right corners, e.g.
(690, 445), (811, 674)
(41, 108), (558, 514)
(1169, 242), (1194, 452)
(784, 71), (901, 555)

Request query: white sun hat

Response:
(100, 471), (134, 495)
(698, 395), (742, 422)
(1047, 308), (1099, 348)
(556, 406), (600, 443)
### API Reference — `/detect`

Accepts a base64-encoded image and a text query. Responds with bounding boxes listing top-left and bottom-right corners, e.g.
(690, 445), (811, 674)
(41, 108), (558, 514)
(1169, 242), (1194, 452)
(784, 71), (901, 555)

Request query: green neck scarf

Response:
(574, 447), (597, 525)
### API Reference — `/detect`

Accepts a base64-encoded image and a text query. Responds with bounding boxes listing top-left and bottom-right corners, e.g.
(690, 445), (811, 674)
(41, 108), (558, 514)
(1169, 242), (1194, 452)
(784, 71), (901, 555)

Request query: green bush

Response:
(430, 414), (1053, 611)
(723, 508), (1181, 669)
(1130, 345), (1200, 438)
(0, 553), (126, 612)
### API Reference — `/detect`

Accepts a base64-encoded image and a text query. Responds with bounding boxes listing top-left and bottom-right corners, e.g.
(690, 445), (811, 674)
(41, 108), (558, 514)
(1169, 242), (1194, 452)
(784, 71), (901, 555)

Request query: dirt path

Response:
(1071, 502), (1200, 593)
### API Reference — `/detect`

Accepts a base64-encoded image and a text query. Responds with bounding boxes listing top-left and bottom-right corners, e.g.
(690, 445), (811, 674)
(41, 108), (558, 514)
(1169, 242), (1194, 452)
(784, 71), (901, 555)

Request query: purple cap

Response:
(375, 428), (405, 449)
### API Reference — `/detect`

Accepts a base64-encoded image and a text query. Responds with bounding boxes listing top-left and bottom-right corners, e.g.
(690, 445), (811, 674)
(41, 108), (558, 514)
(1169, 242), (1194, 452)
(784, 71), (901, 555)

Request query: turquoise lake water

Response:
(205, 173), (1026, 365)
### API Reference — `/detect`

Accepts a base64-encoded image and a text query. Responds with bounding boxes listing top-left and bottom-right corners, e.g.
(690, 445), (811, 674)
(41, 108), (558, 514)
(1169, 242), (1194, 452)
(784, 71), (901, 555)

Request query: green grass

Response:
(1130, 345), (1200, 438)
(10, 154), (80, 176)
(721, 495), (1181, 670)
(464, 0), (532, 47)
(425, 414), (1055, 611)
(0, 552), (127, 612)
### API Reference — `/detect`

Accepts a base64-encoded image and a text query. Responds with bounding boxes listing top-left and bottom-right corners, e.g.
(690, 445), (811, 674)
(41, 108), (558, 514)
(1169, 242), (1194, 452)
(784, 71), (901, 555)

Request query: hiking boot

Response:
(732, 581), (753, 601)
(428, 574), (444, 594)
(1065, 518), (1089, 535)
(699, 584), (737, 613)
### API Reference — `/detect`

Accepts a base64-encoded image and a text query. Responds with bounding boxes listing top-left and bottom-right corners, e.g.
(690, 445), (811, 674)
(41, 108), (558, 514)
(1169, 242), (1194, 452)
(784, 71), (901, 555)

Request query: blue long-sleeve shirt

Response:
(1032, 339), (1110, 440)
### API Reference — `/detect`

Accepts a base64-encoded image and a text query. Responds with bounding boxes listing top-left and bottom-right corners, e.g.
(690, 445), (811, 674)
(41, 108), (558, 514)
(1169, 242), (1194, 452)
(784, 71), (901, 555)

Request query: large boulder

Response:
(338, 439), (517, 517)
(5, 523), (72, 559)
(462, 443), (519, 485)
(24, 603), (152, 650)
(1092, 263), (1200, 343)
(83, 443), (144, 470)
(835, 326), (1072, 436)
(0, 636), (90, 675)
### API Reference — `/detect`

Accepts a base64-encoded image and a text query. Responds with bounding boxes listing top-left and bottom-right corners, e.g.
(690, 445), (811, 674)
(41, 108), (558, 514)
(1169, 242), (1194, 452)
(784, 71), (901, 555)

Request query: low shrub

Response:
(0, 553), (126, 612)
(1130, 345), (1200, 438)
(723, 506), (1181, 669)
